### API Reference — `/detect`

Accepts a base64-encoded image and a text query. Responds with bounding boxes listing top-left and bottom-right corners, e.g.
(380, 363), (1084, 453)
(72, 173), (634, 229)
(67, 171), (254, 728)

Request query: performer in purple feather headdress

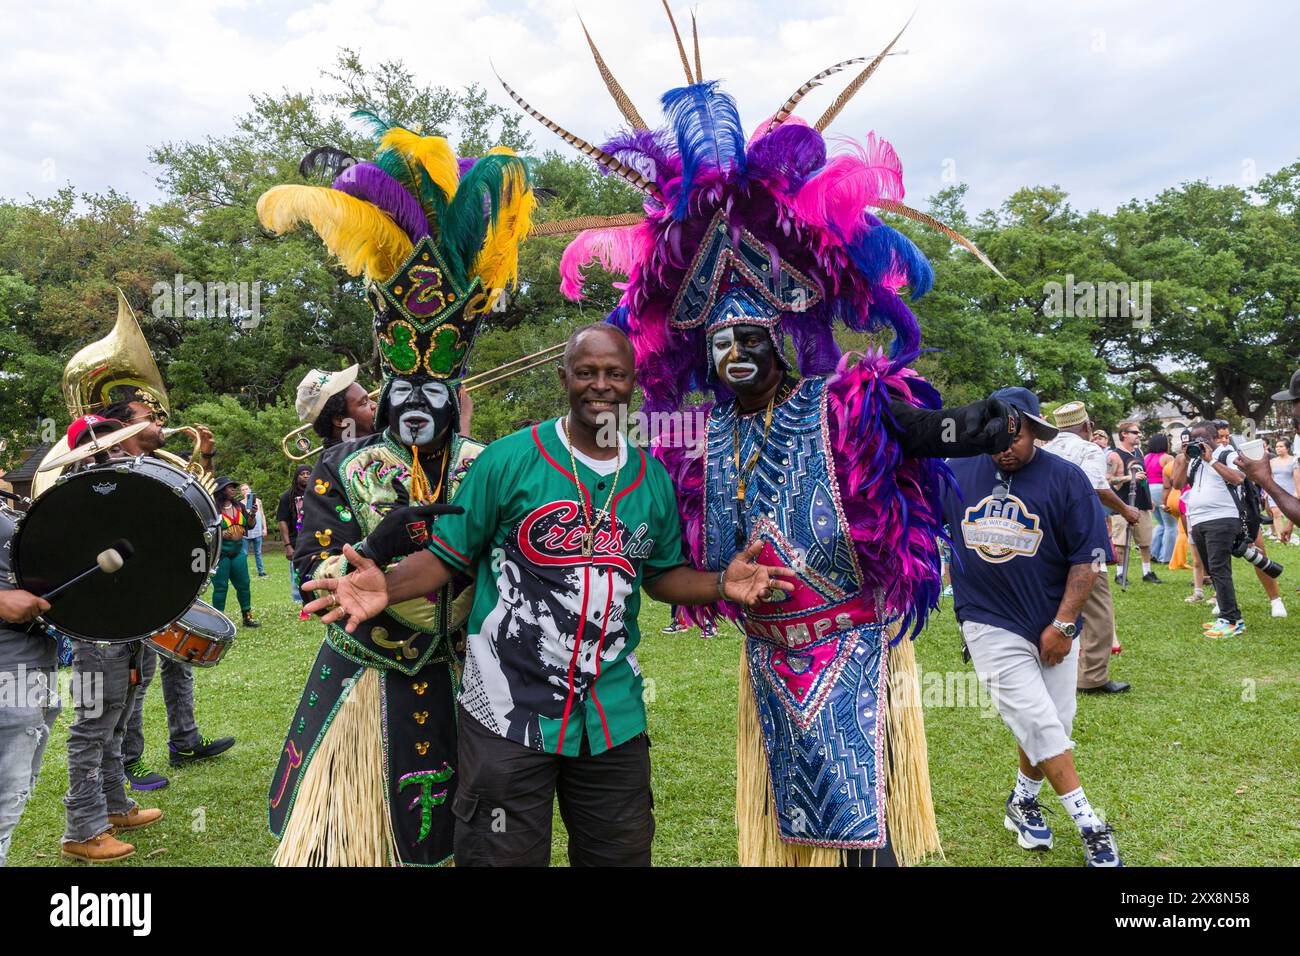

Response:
(498, 7), (1018, 865)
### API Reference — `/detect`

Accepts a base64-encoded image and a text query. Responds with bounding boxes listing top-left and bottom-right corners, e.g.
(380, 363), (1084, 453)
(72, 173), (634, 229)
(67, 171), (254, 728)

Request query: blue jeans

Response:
(247, 535), (265, 574)
(1149, 484), (1175, 562)
(0, 666), (60, 866)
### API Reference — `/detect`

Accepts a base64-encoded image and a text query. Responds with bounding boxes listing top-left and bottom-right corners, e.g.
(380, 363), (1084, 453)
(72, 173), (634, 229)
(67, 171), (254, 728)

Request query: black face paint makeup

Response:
(711, 323), (781, 399)
(383, 374), (455, 451)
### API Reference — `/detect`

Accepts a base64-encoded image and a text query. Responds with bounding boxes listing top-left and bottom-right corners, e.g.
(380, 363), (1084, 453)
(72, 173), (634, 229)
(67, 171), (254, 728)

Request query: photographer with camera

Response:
(1238, 370), (1300, 527)
(1172, 421), (1282, 639)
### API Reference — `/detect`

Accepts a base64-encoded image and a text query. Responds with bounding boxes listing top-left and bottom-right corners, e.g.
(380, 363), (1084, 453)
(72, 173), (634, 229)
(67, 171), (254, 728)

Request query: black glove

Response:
(965, 396), (1021, 454)
(353, 503), (464, 568)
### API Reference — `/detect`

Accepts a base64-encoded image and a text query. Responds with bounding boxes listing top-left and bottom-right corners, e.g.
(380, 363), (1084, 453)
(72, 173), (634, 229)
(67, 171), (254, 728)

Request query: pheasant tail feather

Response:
(661, 0), (695, 84)
(814, 16), (913, 132)
(579, 16), (649, 129)
(494, 69), (656, 195)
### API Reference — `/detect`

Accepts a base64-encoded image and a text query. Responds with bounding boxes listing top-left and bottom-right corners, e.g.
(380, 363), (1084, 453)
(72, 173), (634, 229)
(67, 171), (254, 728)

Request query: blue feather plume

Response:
(660, 81), (747, 220)
(605, 304), (632, 332)
(847, 222), (934, 301)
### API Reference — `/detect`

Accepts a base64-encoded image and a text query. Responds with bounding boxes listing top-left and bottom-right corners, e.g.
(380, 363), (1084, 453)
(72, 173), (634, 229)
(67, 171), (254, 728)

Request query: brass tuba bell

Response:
(61, 288), (171, 420)
(34, 288), (215, 496)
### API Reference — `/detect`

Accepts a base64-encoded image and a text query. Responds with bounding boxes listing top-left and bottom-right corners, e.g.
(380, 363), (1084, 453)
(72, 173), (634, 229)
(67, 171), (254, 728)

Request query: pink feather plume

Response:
(790, 131), (904, 240)
(559, 224), (655, 301)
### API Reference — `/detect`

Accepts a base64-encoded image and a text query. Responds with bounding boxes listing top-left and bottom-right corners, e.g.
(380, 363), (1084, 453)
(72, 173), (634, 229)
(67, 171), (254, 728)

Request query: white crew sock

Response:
(1142, 560), (1152, 574)
(1058, 785), (1104, 831)
(1013, 770), (1043, 803)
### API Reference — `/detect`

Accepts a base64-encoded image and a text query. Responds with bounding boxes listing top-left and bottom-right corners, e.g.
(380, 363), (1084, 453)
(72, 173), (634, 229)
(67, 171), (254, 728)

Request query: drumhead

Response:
(14, 459), (217, 642)
(176, 599), (237, 642)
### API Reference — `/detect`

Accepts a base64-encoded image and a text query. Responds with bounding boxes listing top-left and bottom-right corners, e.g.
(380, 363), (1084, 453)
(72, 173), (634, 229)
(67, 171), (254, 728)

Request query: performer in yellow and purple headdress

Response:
(256, 112), (535, 866)
(500, 6), (1017, 865)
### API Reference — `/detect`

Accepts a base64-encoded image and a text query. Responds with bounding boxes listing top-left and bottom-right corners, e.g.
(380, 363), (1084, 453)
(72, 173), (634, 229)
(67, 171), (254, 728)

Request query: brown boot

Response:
(62, 832), (135, 863)
(108, 807), (163, 831)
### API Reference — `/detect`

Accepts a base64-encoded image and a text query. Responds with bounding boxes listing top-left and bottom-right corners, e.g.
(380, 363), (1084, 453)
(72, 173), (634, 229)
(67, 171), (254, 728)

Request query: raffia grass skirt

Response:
(273, 668), (400, 867)
(736, 633), (943, 867)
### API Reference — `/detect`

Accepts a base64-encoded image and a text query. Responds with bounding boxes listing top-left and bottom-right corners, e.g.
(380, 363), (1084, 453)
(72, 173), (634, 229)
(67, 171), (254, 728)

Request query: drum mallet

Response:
(41, 539), (134, 601)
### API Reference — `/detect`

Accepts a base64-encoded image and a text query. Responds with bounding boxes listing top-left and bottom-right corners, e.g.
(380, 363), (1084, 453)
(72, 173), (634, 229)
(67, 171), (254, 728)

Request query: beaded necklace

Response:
(731, 377), (796, 547)
(562, 415), (623, 558)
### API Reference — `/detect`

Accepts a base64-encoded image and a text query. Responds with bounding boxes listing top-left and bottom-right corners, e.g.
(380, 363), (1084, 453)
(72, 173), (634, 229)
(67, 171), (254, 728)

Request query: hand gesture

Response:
(1235, 453), (1271, 488)
(971, 397), (1021, 454)
(197, 425), (215, 455)
(721, 540), (797, 607)
(0, 589), (50, 625)
(356, 502), (464, 568)
(302, 544), (390, 633)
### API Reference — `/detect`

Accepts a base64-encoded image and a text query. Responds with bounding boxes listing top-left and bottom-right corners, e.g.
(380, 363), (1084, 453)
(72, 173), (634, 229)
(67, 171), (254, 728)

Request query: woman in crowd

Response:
(1145, 433), (1175, 564)
(1268, 439), (1298, 544)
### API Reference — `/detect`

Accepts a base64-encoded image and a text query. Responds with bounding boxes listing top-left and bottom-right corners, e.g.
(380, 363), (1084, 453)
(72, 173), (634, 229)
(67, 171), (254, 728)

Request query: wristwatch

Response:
(1051, 619), (1078, 638)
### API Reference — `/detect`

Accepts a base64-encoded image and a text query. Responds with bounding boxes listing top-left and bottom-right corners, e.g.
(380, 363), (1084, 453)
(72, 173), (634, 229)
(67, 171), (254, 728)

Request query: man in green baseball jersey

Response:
(305, 323), (792, 866)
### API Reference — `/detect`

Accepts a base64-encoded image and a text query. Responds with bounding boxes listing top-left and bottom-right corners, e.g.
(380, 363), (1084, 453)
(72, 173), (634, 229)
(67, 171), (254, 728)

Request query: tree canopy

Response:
(2, 50), (1298, 487)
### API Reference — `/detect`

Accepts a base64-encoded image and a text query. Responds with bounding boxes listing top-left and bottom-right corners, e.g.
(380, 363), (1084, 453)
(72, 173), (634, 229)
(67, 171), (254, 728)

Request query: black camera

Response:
(1232, 535), (1284, 579)
(1184, 439), (1205, 460)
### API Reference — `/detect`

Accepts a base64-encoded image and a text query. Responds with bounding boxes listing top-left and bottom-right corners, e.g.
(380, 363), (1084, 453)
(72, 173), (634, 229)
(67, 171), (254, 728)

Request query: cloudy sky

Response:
(2, 0), (1295, 216)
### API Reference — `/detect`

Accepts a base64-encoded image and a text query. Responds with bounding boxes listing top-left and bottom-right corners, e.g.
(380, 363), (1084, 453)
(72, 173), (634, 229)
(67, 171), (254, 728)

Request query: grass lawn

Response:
(10, 550), (1300, 866)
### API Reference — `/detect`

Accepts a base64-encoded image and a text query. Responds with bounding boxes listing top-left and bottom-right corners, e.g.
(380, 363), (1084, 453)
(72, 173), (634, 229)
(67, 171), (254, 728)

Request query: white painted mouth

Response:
(724, 362), (758, 384)
(398, 413), (434, 446)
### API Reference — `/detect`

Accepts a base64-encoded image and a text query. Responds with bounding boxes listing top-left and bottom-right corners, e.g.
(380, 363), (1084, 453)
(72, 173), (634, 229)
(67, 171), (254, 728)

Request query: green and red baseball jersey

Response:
(428, 419), (685, 756)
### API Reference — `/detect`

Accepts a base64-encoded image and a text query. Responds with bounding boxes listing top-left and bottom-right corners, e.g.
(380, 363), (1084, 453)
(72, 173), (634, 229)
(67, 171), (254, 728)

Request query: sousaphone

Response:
(32, 289), (214, 496)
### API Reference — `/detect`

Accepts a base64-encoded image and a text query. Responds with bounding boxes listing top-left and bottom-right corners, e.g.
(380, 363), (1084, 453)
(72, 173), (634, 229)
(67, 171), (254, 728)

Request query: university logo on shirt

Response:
(961, 493), (1044, 563)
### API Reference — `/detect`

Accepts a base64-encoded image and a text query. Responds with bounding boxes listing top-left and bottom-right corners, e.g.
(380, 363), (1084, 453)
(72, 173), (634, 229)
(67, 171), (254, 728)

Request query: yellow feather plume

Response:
(256, 185), (414, 282)
(377, 128), (460, 201)
(471, 154), (537, 309)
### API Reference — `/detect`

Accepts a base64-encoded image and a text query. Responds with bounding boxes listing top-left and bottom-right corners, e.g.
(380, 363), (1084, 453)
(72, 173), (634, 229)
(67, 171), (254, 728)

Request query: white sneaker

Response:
(1211, 602), (1220, 616)
(1272, 598), (1287, 618)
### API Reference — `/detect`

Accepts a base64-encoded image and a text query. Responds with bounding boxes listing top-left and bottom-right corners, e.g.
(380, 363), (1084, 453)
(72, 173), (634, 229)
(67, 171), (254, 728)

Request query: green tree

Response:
(1091, 167), (1300, 423)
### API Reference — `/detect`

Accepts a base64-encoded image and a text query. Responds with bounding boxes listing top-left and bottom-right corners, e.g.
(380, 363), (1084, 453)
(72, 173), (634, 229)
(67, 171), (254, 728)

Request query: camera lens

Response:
(1237, 545), (1284, 579)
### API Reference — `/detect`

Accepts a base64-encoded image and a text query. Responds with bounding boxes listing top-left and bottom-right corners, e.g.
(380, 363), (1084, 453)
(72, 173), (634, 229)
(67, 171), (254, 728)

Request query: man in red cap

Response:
(98, 403), (235, 791)
(56, 416), (165, 863)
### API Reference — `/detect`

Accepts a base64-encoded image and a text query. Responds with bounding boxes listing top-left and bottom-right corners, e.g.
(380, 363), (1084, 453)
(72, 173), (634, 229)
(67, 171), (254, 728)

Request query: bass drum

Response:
(12, 457), (219, 643)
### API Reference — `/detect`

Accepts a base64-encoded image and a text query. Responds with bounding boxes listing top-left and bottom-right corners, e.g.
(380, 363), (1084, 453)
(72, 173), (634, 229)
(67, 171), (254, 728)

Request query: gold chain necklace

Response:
(562, 416), (623, 558)
(733, 379), (797, 511)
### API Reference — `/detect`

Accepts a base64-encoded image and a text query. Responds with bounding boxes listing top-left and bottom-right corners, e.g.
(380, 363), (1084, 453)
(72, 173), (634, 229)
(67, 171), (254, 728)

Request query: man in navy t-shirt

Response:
(941, 387), (1122, 867)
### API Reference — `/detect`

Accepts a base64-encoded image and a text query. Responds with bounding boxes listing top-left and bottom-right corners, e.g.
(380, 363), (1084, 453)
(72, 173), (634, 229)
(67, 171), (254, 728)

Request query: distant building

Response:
(1, 443), (52, 508)
(1117, 403), (1188, 446)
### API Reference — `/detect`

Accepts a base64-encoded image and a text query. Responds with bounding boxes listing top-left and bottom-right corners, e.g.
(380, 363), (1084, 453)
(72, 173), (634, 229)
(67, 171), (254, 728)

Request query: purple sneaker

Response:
(124, 760), (170, 792)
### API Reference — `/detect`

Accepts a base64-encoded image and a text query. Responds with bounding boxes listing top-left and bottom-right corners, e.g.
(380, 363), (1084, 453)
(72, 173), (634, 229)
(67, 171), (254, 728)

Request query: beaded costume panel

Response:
(705, 376), (889, 848)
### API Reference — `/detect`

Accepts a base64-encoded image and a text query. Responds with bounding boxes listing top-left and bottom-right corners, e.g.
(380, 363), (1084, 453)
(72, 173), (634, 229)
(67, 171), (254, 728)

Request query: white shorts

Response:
(961, 621), (1079, 766)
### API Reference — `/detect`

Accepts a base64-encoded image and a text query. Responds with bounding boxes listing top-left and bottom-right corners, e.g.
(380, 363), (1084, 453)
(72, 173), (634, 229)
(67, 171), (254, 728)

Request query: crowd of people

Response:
(1088, 415), (1294, 640)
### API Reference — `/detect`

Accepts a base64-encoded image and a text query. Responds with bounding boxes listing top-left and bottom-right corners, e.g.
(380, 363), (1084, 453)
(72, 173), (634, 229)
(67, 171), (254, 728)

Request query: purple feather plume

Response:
(825, 350), (951, 639)
(744, 123), (826, 191)
(331, 162), (431, 243)
(601, 129), (680, 184)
